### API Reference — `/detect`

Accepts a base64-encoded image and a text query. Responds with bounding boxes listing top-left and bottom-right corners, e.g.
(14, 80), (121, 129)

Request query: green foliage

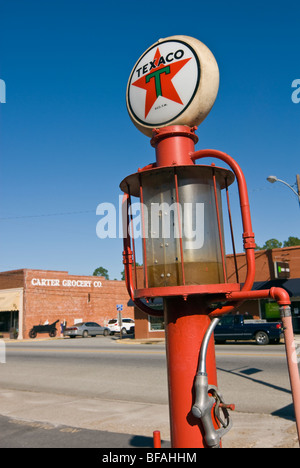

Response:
(263, 238), (282, 250)
(283, 236), (300, 247)
(93, 266), (109, 280)
(255, 236), (300, 250)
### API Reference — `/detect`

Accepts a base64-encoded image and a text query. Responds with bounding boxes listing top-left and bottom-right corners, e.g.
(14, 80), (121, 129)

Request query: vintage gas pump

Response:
(120, 35), (300, 448)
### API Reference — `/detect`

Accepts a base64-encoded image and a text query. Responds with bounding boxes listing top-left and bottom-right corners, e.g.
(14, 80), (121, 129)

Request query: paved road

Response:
(2, 337), (295, 414)
(1, 337), (168, 404)
(216, 344), (296, 417)
(0, 336), (299, 448)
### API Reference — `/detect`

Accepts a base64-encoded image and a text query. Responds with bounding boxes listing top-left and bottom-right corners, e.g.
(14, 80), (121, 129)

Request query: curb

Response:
(2, 335), (300, 346)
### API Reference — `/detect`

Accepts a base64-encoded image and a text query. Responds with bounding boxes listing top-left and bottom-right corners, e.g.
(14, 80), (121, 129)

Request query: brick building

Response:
(226, 245), (300, 331)
(1, 247), (299, 340)
(0, 269), (133, 339)
(134, 246), (300, 338)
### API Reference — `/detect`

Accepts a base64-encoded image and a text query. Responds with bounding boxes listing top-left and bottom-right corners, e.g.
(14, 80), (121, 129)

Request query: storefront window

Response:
(291, 300), (300, 333)
(149, 316), (165, 331)
(264, 302), (280, 320)
(261, 299), (300, 333)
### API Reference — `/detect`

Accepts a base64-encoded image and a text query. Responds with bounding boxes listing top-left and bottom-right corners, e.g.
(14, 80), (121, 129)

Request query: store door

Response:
(0, 310), (18, 333)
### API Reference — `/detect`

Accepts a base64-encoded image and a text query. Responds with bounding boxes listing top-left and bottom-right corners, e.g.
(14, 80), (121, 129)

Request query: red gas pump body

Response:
(121, 35), (300, 448)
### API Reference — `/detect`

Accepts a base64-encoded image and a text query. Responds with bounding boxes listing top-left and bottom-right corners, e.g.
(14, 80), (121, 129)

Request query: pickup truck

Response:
(214, 315), (282, 345)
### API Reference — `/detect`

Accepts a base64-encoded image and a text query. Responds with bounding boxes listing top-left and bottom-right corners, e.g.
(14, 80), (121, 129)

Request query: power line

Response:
(0, 209), (95, 220)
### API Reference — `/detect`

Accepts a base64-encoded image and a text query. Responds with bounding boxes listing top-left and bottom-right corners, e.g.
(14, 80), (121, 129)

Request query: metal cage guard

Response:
(122, 147), (265, 317)
(122, 148), (295, 318)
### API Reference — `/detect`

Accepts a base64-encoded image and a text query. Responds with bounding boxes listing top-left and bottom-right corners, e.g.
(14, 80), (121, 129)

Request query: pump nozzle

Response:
(192, 317), (234, 448)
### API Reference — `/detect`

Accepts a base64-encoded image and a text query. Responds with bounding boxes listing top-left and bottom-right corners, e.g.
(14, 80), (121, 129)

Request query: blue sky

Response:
(0, 0), (299, 280)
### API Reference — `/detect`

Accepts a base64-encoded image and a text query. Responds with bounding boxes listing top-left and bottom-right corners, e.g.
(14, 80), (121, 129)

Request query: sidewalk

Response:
(0, 392), (299, 449)
(0, 390), (298, 448)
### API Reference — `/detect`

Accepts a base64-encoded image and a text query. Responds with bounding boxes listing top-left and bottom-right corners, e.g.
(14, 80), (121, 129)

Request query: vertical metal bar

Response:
(225, 178), (239, 283)
(127, 184), (137, 289)
(139, 176), (148, 288)
(122, 193), (135, 301)
(212, 168), (227, 283)
(174, 170), (185, 286)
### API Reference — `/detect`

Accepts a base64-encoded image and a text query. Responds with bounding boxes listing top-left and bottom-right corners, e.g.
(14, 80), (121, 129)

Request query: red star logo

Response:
(132, 48), (191, 118)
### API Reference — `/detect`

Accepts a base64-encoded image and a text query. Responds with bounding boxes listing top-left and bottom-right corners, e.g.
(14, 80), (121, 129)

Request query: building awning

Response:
(0, 289), (22, 311)
(252, 278), (300, 298)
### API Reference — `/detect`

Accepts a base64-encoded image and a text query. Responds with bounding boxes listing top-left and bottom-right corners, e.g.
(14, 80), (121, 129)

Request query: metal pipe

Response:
(212, 169), (227, 282)
(225, 179), (239, 283)
(190, 149), (256, 317)
(151, 125), (198, 167)
(210, 285), (300, 446)
(198, 318), (220, 375)
(192, 317), (234, 448)
(280, 306), (300, 446)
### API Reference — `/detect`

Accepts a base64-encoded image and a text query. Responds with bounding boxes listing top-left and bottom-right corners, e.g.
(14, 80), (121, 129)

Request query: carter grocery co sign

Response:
(126, 35), (220, 136)
(31, 278), (103, 288)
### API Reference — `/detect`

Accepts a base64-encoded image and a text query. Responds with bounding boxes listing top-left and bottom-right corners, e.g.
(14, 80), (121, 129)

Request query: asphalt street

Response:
(0, 336), (299, 449)
(0, 413), (168, 448)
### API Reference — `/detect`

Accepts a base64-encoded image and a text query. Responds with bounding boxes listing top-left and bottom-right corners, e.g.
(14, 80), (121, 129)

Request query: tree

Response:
(263, 238), (283, 250)
(255, 238), (282, 250)
(255, 236), (300, 251)
(283, 236), (300, 247)
(120, 263), (141, 281)
(93, 266), (109, 280)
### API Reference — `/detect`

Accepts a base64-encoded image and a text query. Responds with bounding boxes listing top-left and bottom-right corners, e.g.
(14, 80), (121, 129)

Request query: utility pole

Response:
(297, 174), (300, 198)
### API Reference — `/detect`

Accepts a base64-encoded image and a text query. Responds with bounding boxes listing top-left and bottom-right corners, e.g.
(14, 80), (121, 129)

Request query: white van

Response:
(107, 318), (135, 335)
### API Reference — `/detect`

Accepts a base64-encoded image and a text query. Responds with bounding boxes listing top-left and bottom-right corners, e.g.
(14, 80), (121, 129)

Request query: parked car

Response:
(214, 315), (283, 345)
(64, 322), (110, 338)
(107, 318), (135, 335)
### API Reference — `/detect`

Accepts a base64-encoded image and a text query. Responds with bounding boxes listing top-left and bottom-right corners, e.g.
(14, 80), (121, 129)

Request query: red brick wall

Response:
(226, 246), (300, 283)
(23, 270), (134, 338)
(133, 247), (300, 336)
(134, 307), (165, 339)
(0, 270), (25, 289)
(0, 269), (134, 338)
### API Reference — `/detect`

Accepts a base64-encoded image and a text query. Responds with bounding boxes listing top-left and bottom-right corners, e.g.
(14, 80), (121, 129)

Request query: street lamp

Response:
(267, 174), (300, 205)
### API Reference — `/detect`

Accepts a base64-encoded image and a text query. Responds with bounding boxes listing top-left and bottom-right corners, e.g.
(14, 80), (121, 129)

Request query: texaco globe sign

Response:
(126, 35), (219, 137)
